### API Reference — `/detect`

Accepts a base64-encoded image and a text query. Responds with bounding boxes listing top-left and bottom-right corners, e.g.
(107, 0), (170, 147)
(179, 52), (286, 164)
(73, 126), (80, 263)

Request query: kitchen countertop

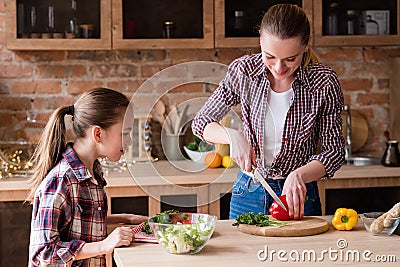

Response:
(113, 218), (400, 267)
(1, 162), (399, 203)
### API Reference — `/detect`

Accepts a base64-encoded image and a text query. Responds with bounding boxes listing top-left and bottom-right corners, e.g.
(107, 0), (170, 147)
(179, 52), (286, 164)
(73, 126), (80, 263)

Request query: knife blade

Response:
(253, 168), (288, 212)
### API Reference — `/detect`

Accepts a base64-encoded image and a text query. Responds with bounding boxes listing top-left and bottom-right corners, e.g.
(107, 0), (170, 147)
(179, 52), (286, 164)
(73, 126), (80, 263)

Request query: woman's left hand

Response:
(282, 171), (307, 219)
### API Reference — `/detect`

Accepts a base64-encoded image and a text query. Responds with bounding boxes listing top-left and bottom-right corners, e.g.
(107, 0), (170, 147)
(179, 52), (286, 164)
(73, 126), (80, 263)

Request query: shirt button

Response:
(98, 207), (102, 211)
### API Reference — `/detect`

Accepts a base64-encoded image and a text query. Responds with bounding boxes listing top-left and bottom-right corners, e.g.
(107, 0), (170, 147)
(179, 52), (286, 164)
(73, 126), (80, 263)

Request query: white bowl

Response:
(183, 146), (215, 164)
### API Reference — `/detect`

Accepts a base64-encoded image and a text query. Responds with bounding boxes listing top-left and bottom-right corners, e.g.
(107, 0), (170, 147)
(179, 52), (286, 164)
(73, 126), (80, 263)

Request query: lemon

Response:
(222, 155), (235, 168)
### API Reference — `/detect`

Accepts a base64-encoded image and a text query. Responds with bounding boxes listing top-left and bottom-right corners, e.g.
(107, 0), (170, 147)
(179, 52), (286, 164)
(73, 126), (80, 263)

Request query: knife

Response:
(252, 168), (288, 212)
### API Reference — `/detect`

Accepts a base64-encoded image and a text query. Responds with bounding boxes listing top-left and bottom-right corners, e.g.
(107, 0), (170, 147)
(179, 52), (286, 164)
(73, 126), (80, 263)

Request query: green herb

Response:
(186, 134), (214, 152)
(142, 209), (179, 234)
(186, 142), (198, 151)
(232, 212), (287, 227)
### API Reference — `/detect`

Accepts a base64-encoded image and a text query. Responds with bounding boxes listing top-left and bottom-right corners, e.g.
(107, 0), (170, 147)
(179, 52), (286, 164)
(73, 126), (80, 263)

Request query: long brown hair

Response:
(27, 88), (129, 203)
(259, 4), (319, 67)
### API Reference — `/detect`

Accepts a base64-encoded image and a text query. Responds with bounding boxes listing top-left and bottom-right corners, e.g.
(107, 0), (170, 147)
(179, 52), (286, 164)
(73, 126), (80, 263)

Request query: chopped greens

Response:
(232, 212), (287, 227)
(142, 209), (179, 234)
(156, 219), (215, 254)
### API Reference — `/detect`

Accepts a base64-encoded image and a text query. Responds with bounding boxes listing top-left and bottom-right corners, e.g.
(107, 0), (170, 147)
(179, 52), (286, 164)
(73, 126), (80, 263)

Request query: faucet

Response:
(343, 104), (352, 159)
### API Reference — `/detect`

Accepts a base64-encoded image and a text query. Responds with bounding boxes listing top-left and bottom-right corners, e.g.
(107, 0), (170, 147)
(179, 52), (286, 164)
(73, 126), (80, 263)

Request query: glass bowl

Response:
(148, 213), (217, 254)
(360, 212), (400, 236)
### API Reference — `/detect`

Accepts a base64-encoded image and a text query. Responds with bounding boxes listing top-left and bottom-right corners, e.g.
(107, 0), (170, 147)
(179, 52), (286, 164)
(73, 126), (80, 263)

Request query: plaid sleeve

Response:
(29, 175), (85, 266)
(192, 59), (242, 140)
(309, 72), (345, 177)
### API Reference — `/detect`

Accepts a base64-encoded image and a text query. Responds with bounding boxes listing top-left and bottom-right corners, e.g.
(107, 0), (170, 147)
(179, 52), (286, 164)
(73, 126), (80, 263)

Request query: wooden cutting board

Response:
(237, 216), (330, 237)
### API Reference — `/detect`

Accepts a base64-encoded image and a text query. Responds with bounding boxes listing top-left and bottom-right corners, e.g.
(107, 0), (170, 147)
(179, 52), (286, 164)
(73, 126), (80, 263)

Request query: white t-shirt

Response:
(264, 87), (294, 166)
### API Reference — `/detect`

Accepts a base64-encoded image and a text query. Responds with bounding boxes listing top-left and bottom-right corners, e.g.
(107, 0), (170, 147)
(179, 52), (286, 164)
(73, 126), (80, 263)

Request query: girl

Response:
(27, 88), (147, 266)
(192, 4), (345, 220)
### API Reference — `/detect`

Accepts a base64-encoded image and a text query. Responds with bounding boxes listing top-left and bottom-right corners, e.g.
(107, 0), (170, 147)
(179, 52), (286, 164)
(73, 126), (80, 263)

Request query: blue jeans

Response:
(229, 170), (322, 219)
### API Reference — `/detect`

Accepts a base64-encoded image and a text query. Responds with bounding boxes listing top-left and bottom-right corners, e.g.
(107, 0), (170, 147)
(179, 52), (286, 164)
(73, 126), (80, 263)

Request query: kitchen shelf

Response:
(6, 0), (111, 50)
(112, 0), (214, 49)
(313, 0), (400, 46)
(214, 0), (311, 48)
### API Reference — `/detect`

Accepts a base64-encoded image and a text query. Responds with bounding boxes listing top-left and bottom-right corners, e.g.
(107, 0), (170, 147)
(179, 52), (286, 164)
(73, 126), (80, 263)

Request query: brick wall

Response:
(0, 3), (399, 157)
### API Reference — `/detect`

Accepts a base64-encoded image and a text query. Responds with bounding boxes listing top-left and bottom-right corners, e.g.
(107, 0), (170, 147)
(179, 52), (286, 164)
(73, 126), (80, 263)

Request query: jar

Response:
(80, 24), (94, 38)
(326, 2), (338, 35)
(234, 10), (244, 30)
(346, 10), (357, 35)
(163, 21), (175, 38)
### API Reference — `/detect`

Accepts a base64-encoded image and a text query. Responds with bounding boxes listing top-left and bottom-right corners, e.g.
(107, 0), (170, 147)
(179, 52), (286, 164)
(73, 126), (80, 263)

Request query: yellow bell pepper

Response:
(332, 208), (358, 231)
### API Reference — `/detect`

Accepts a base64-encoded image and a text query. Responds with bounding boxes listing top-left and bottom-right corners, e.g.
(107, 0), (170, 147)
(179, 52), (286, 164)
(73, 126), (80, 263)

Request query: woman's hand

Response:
(100, 226), (134, 254)
(281, 161), (326, 219)
(281, 171), (307, 220)
(203, 122), (255, 172)
(226, 128), (256, 172)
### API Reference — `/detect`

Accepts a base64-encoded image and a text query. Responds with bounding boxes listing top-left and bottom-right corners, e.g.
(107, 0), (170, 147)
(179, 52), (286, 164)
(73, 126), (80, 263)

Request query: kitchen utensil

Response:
(341, 109), (368, 152)
(176, 104), (188, 134)
(381, 140), (400, 167)
(252, 168), (288, 212)
(237, 216), (330, 237)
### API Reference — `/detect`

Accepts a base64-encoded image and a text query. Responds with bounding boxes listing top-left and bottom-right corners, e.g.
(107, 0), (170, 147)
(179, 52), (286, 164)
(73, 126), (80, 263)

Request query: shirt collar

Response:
(63, 143), (107, 187)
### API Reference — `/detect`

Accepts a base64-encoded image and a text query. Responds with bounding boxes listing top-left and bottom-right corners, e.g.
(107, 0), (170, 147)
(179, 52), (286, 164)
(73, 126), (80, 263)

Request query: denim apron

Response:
(229, 170), (322, 219)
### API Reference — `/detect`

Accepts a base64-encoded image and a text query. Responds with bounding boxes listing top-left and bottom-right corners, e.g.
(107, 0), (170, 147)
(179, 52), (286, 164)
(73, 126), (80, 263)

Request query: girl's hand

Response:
(281, 171), (307, 220)
(226, 129), (256, 172)
(101, 226), (134, 254)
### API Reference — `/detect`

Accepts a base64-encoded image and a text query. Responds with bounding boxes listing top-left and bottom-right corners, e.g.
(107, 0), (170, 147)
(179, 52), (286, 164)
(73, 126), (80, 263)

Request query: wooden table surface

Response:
(114, 218), (400, 267)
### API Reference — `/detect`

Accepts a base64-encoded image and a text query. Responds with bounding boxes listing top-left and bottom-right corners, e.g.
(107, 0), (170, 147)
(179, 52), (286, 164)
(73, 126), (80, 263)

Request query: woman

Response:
(28, 88), (147, 266)
(192, 4), (345, 220)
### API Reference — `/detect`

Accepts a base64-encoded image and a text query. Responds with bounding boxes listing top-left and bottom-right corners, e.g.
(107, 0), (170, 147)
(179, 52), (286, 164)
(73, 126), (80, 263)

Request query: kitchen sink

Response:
(344, 156), (381, 166)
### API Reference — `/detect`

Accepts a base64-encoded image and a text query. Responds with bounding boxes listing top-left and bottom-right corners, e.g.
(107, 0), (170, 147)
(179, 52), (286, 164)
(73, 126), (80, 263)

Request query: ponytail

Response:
(302, 47), (319, 68)
(26, 107), (70, 203)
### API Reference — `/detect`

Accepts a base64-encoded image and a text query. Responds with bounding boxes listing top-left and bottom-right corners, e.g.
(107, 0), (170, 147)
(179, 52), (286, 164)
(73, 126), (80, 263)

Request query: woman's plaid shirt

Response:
(192, 53), (345, 179)
(29, 143), (108, 267)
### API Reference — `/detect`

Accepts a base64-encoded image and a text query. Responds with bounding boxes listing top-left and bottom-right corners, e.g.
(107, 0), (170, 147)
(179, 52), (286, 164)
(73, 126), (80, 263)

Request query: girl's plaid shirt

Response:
(29, 143), (108, 267)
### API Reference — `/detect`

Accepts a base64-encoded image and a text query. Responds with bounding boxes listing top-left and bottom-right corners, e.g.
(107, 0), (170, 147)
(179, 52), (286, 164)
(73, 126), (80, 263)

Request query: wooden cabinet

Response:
(5, 0), (400, 50)
(313, 0), (400, 46)
(214, 0), (312, 48)
(111, 0), (214, 49)
(6, 0), (112, 50)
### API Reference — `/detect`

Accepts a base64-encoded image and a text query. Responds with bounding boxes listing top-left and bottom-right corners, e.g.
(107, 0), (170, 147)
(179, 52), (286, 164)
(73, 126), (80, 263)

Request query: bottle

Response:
(29, 5), (40, 38)
(234, 11), (244, 32)
(366, 15), (379, 35)
(66, 0), (79, 37)
(346, 10), (357, 35)
(45, 5), (55, 36)
(326, 2), (338, 35)
(163, 21), (175, 38)
(17, 3), (25, 38)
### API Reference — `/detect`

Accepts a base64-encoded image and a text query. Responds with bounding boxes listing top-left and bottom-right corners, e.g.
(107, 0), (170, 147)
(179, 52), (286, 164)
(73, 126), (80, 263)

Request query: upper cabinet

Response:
(214, 0), (312, 48)
(6, 0), (111, 50)
(313, 0), (400, 46)
(111, 0), (214, 49)
(5, 0), (400, 50)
